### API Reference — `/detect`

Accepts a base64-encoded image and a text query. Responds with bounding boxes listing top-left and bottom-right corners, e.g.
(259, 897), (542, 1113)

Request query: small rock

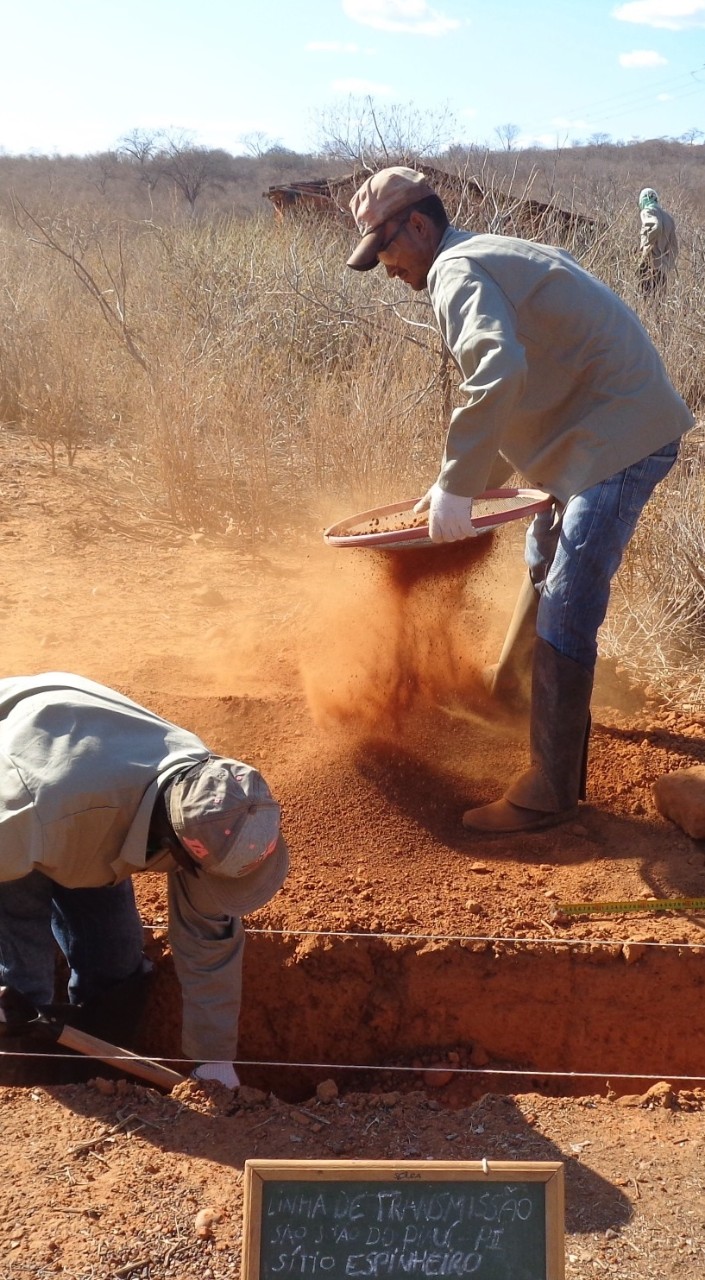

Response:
(641, 1081), (675, 1108)
(653, 767), (705, 838)
(192, 585), (226, 607)
(237, 1085), (268, 1106)
(194, 1208), (222, 1239)
(316, 1079), (339, 1103)
(622, 942), (647, 964)
(464, 898), (484, 914)
(470, 1043), (490, 1067)
(467, 861), (491, 874)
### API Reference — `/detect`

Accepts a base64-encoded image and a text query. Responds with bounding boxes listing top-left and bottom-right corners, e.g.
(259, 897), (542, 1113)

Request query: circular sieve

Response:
(323, 488), (553, 550)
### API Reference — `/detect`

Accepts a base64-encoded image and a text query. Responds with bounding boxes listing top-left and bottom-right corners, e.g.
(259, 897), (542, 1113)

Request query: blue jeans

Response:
(526, 441), (679, 672)
(0, 873), (145, 1008)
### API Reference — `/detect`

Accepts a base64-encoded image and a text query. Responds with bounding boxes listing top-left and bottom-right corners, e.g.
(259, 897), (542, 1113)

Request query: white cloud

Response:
(552, 116), (589, 128)
(331, 77), (394, 94)
(460, 106), (478, 119)
(613, 1), (705, 30)
(306, 40), (363, 52)
(619, 48), (668, 64)
(342, 0), (461, 36)
(516, 132), (557, 148)
(657, 90), (674, 98)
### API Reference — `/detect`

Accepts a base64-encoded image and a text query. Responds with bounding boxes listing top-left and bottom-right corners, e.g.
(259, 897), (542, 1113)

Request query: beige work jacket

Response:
(427, 227), (692, 501)
(640, 205), (678, 274)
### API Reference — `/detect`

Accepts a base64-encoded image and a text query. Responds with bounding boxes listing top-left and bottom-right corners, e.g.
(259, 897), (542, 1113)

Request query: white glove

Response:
(414, 483), (478, 543)
(192, 1061), (240, 1089)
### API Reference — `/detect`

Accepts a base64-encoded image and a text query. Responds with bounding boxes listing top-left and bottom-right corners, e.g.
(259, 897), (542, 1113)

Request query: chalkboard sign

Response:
(242, 1160), (565, 1280)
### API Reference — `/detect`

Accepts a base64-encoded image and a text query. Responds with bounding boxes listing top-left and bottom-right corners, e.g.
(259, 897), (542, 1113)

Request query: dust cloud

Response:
(298, 533), (521, 740)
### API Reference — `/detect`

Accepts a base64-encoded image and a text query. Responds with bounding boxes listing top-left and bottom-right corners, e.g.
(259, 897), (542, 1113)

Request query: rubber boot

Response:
(463, 637), (593, 834)
(481, 574), (539, 715)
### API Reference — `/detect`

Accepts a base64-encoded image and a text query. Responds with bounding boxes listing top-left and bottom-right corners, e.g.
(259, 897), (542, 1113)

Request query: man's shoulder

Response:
(430, 229), (569, 291)
(429, 228), (498, 285)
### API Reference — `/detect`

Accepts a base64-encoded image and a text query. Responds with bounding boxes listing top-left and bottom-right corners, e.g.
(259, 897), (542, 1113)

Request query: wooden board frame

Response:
(242, 1159), (565, 1280)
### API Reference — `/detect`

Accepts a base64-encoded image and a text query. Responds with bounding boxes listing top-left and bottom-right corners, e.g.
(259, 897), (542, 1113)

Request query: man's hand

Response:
(192, 1061), (240, 1089)
(414, 483), (478, 543)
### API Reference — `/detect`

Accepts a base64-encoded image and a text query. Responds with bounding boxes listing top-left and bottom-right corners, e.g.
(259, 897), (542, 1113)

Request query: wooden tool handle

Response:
(57, 1024), (185, 1090)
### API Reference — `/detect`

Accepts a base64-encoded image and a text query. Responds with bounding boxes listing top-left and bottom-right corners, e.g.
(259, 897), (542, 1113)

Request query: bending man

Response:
(0, 672), (289, 1087)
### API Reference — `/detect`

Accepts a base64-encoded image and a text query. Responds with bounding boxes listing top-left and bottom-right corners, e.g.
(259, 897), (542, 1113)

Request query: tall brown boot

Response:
(482, 574), (539, 714)
(463, 637), (593, 834)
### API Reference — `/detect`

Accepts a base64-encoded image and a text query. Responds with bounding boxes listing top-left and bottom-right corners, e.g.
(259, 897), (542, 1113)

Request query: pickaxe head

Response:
(0, 986), (70, 1038)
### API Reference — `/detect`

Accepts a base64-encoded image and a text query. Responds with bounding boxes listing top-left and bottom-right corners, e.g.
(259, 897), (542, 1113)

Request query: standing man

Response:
(0, 672), (289, 1087)
(637, 187), (678, 298)
(346, 167), (693, 836)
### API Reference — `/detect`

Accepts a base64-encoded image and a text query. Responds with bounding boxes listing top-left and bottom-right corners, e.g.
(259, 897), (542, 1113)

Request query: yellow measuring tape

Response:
(558, 897), (705, 916)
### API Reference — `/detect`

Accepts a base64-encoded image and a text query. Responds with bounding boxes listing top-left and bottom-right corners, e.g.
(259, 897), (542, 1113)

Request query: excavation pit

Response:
(7, 688), (705, 1103)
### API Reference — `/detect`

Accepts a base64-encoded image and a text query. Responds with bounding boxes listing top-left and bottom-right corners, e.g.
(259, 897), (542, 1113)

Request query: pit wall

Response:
(211, 933), (705, 1093)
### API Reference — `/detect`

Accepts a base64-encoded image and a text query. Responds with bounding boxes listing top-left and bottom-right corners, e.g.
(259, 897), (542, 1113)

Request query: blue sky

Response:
(3, 0), (705, 156)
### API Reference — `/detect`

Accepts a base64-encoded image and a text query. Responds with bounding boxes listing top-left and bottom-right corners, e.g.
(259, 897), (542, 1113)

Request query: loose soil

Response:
(2, 429), (705, 1278)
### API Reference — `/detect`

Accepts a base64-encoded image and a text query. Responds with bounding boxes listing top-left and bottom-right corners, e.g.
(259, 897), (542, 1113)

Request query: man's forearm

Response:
(167, 871), (244, 1061)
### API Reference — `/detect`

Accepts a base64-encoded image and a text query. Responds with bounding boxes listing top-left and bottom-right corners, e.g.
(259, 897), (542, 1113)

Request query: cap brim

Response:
(346, 227), (386, 272)
(200, 832), (290, 916)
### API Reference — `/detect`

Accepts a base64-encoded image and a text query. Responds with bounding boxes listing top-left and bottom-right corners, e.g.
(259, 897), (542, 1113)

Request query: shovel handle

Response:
(57, 1025), (185, 1090)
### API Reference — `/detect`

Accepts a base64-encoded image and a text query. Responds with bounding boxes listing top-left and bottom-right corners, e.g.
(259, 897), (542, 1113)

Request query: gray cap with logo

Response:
(167, 758), (289, 915)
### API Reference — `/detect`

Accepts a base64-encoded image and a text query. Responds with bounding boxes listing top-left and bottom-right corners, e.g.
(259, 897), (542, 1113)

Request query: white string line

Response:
(3, 928), (699, 1076)
(1, 1047), (704, 1084)
(240, 926), (705, 951)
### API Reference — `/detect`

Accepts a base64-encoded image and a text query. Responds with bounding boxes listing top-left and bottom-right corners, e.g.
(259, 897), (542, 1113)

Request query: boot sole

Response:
(462, 805), (579, 835)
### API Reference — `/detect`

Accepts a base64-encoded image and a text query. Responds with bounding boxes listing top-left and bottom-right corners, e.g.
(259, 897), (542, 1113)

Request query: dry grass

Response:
(602, 429), (705, 708)
(0, 160), (704, 699)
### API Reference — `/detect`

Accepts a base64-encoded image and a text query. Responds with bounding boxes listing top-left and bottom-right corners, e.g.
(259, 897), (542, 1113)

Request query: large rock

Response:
(653, 766), (705, 838)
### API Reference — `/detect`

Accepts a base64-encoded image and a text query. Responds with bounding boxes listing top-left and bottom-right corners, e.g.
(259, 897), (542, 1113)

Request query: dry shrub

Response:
(602, 428), (705, 707)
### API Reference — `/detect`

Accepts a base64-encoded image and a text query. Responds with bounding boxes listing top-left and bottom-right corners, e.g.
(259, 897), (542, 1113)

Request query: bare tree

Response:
(117, 128), (164, 166)
(494, 123), (521, 152)
(316, 95), (457, 171)
(155, 132), (232, 212)
(239, 130), (282, 158)
(88, 151), (120, 197)
(117, 128), (166, 200)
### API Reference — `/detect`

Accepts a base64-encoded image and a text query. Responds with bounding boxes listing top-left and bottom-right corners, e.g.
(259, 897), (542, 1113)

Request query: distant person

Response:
(638, 187), (678, 298)
(0, 672), (289, 1089)
(345, 167), (692, 836)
